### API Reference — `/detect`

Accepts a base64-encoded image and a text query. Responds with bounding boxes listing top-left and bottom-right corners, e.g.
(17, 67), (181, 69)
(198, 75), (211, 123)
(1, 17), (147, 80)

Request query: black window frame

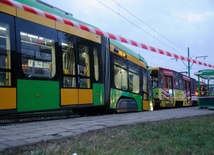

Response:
(0, 12), (16, 87)
(58, 31), (102, 89)
(15, 17), (58, 81)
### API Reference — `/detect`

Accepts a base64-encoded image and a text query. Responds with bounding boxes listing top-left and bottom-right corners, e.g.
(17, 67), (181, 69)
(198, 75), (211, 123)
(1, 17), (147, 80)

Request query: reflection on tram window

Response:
(20, 31), (55, 78)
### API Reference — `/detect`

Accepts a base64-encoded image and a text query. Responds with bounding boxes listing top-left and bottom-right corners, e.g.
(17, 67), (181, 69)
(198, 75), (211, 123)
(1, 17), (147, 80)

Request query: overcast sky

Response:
(42, 0), (214, 79)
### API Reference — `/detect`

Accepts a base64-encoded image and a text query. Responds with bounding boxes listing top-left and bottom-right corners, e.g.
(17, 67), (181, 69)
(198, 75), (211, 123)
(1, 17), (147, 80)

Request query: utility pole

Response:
(171, 47), (207, 77)
(187, 47), (190, 77)
(188, 47), (208, 77)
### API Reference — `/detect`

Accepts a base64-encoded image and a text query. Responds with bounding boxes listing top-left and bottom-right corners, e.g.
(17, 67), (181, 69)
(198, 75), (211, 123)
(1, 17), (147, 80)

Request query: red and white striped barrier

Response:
(1, 0), (214, 68)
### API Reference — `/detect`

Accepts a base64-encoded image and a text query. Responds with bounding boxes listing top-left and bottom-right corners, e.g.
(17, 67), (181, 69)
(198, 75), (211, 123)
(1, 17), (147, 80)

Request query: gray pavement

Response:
(0, 107), (214, 151)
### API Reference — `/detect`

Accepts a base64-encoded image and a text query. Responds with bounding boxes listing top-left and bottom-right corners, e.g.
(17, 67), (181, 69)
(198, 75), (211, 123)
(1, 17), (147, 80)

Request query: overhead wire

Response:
(96, 0), (212, 72)
(112, 0), (187, 52)
(111, 0), (209, 62)
(96, 0), (187, 56)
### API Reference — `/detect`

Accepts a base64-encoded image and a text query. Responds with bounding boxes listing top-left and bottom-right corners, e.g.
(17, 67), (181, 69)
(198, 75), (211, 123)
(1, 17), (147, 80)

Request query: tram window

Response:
(164, 75), (168, 88)
(61, 35), (76, 88)
(142, 69), (148, 99)
(174, 73), (177, 89)
(63, 76), (76, 87)
(151, 70), (158, 88)
(93, 48), (99, 81)
(129, 64), (139, 93)
(114, 57), (127, 90)
(0, 71), (5, 86)
(175, 80), (179, 89)
(62, 41), (75, 75)
(129, 72), (139, 93)
(129, 64), (139, 74)
(0, 23), (11, 86)
(174, 72), (183, 90)
(152, 77), (158, 88)
(147, 73), (153, 97)
(0, 28), (6, 69)
(169, 77), (172, 89)
(20, 32), (55, 79)
(78, 44), (90, 77)
(114, 66), (128, 90)
(79, 78), (90, 88)
(0, 53), (6, 69)
(178, 79), (183, 90)
(158, 70), (163, 88)
(114, 57), (127, 69)
(78, 44), (91, 88)
(187, 81), (190, 89)
(0, 72), (10, 86)
(164, 76), (173, 89)
(183, 81), (186, 90)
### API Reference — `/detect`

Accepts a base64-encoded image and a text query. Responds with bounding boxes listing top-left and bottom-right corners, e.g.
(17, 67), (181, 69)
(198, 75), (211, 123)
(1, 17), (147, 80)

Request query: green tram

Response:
(0, 0), (152, 116)
(150, 67), (195, 109)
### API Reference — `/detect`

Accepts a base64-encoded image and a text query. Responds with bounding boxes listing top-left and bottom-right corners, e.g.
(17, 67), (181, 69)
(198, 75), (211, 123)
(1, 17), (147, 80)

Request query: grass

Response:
(1, 114), (214, 155)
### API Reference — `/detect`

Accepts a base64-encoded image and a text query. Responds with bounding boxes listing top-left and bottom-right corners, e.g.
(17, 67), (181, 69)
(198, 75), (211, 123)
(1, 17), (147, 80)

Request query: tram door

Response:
(60, 31), (100, 106)
(142, 69), (149, 110)
(182, 75), (191, 106)
(184, 80), (191, 105)
(60, 36), (93, 105)
(163, 75), (173, 101)
(77, 43), (92, 104)
(162, 69), (174, 106)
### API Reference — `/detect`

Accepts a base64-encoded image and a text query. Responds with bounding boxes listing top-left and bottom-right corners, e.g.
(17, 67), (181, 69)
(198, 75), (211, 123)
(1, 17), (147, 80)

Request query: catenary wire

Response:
(96, 0), (186, 56)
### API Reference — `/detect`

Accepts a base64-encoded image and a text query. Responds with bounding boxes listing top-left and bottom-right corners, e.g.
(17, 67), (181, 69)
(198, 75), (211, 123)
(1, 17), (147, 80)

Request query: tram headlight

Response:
(149, 101), (153, 111)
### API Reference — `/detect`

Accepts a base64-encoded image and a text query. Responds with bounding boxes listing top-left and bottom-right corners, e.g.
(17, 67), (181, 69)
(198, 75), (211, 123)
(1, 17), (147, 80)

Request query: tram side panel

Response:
(0, 8), (17, 112)
(0, 2), (106, 114)
(109, 40), (151, 112)
(0, 0), (152, 115)
(150, 68), (189, 108)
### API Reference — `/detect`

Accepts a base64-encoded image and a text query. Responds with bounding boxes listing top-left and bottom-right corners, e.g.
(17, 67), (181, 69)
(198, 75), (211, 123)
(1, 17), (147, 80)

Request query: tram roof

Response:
(149, 67), (175, 72)
(110, 39), (147, 65)
(14, 0), (98, 28)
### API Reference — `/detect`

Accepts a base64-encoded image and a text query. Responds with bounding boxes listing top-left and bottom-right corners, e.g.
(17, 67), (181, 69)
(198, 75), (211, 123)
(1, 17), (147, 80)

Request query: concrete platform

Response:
(0, 107), (213, 151)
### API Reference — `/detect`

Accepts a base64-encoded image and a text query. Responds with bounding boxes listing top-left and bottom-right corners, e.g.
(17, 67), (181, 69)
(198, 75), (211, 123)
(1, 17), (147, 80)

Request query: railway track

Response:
(0, 109), (78, 125)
